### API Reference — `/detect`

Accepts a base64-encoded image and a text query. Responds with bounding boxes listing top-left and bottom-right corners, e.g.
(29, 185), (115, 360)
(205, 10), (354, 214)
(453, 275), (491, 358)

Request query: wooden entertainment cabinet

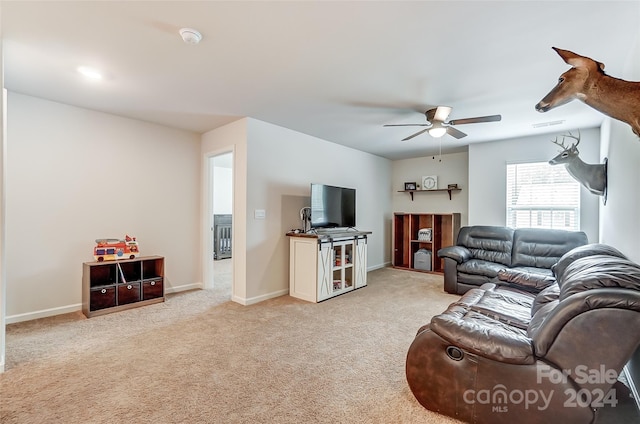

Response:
(82, 255), (165, 318)
(392, 213), (460, 274)
(287, 231), (370, 302)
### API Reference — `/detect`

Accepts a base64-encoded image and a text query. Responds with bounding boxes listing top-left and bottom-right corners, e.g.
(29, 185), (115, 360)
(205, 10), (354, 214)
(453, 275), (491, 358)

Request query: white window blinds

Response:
(506, 162), (580, 230)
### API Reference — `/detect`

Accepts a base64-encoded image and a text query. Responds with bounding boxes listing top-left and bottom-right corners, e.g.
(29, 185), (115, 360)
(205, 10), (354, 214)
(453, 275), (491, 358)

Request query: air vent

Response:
(532, 120), (565, 128)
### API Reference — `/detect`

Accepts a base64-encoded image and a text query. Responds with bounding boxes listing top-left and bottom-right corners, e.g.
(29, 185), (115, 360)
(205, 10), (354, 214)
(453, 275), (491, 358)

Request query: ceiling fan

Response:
(384, 106), (502, 141)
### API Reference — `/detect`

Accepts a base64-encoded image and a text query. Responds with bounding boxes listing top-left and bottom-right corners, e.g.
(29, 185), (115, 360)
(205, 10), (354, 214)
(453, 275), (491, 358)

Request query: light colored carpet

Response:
(1, 263), (463, 424)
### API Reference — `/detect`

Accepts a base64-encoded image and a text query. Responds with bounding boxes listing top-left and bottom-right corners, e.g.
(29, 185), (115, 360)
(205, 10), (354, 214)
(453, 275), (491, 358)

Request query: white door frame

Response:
(203, 147), (234, 290)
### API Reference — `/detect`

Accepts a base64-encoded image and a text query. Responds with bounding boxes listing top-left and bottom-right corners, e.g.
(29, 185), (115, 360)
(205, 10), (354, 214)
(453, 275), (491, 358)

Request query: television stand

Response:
(287, 230), (371, 302)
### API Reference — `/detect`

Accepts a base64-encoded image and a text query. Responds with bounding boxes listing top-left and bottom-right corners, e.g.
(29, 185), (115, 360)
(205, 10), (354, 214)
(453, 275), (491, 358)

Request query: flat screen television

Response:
(310, 183), (356, 229)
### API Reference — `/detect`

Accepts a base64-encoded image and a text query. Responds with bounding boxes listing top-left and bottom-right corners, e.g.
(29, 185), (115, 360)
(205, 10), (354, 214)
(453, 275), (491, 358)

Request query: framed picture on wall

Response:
(404, 182), (417, 191)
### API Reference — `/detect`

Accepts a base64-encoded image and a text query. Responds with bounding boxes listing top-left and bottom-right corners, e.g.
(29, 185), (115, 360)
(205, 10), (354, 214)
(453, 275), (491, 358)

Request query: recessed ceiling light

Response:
(77, 66), (103, 81)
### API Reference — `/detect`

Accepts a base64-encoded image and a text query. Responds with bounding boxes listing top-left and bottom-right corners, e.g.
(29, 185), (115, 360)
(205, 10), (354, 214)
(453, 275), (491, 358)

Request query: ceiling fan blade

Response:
(383, 124), (430, 127)
(401, 128), (429, 141)
(448, 114), (502, 125)
(426, 106), (452, 123)
(446, 126), (467, 139)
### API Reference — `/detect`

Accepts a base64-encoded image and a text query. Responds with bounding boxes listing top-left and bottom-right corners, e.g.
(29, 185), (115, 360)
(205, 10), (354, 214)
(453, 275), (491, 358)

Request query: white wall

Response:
(212, 163), (232, 215)
(601, 118), (640, 258)
(468, 128), (601, 243)
(391, 152), (469, 226)
(244, 118), (391, 302)
(600, 26), (640, 261)
(201, 119), (248, 301)
(0, 18), (6, 371)
(600, 18), (640, 401)
(5, 93), (202, 321)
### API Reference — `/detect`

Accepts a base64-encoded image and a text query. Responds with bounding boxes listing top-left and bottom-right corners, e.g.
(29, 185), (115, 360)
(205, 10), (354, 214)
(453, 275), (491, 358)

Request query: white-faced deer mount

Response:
(548, 131), (608, 204)
(536, 47), (640, 138)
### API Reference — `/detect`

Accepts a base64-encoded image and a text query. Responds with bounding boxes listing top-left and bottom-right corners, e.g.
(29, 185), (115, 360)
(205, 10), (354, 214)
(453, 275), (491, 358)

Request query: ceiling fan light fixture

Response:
(428, 126), (447, 138)
(383, 106), (500, 141)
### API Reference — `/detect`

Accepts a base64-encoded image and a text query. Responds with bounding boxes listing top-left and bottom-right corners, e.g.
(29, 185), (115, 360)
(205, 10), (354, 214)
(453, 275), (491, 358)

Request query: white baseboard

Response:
(231, 266), (390, 305)
(232, 288), (289, 306)
(5, 303), (82, 324)
(368, 262), (390, 271)
(5, 283), (203, 324)
(228, 265), (389, 305)
(165, 282), (203, 294)
(5, 271), (392, 324)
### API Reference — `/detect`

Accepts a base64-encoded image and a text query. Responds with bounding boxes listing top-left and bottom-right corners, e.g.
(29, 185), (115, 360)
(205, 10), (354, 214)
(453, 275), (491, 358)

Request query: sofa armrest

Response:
(437, 246), (472, 264)
(442, 258), (459, 294)
(498, 268), (556, 293)
(531, 284), (560, 316)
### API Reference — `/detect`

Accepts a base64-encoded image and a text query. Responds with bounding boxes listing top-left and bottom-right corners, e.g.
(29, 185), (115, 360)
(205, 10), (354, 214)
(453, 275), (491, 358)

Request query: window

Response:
(506, 162), (580, 230)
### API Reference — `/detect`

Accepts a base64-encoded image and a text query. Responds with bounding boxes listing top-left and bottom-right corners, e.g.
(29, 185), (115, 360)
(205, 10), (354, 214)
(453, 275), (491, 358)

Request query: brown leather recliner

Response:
(406, 244), (640, 424)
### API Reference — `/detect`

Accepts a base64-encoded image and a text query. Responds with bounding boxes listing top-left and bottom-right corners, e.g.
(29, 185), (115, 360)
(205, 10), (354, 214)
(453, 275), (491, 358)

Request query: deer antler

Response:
(551, 137), (567, 149)
(562, 129), (581, 148)
(551, 129), (581, 151)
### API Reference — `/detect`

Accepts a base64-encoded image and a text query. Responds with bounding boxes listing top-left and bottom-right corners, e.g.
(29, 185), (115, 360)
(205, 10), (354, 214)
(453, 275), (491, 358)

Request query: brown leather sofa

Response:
(406, 243), (640, 424)
(437, 226), (588, 295)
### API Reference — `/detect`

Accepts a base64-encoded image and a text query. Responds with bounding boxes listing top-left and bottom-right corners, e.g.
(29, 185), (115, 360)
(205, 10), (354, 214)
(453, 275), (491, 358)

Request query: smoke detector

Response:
(179, 28), (202, 45)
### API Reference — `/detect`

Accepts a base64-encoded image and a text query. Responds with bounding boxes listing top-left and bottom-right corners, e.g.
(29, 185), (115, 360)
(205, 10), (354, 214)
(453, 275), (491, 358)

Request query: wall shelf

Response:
(398, 188), (462, 201)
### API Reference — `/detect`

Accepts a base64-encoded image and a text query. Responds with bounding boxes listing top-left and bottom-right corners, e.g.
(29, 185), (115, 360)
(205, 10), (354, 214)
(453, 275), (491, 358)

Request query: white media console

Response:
(287, 230), (371, 302)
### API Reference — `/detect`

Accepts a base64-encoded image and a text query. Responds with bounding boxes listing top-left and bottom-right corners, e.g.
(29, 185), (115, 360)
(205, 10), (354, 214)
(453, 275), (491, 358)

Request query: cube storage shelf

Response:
(82, 255), (165, 318)
(392, 213), (460, 274)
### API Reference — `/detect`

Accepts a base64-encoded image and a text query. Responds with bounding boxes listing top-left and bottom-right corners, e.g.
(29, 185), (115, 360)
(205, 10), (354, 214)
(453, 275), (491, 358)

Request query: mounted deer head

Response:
(548, 131), (607, 202)
(536, 47), (640, 138)
(549, 132), (581, 166)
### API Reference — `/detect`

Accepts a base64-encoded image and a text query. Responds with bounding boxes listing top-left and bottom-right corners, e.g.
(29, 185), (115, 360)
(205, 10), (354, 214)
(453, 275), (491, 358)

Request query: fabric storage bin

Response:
(414, 249), (432, 271)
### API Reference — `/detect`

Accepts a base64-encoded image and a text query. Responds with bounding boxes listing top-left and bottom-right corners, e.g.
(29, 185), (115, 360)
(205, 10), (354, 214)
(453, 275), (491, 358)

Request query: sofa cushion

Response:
(456, 272), (494, 287)
(559, 255), (640, 300)
(457, 259), (505, 278)
(454, 285), (534, 330)
(511, 228), (588, 269)
(430, 303), (535, 364)
(552, 243), (627, 282)
(457, 225), (514, 267)
(498, 267), (556, 293)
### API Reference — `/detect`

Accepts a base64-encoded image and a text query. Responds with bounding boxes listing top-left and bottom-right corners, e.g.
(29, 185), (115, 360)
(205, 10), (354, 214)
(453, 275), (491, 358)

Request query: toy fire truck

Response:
(93, 235), (140, 262)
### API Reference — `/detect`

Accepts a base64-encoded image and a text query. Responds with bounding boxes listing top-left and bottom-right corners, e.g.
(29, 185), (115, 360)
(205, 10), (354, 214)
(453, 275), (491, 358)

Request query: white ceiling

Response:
(2, 1), (639, 160)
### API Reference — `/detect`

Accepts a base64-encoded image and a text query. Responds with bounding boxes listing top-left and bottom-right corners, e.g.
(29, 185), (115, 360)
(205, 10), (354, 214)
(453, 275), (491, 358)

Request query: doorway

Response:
(207, 151), (233, 296)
